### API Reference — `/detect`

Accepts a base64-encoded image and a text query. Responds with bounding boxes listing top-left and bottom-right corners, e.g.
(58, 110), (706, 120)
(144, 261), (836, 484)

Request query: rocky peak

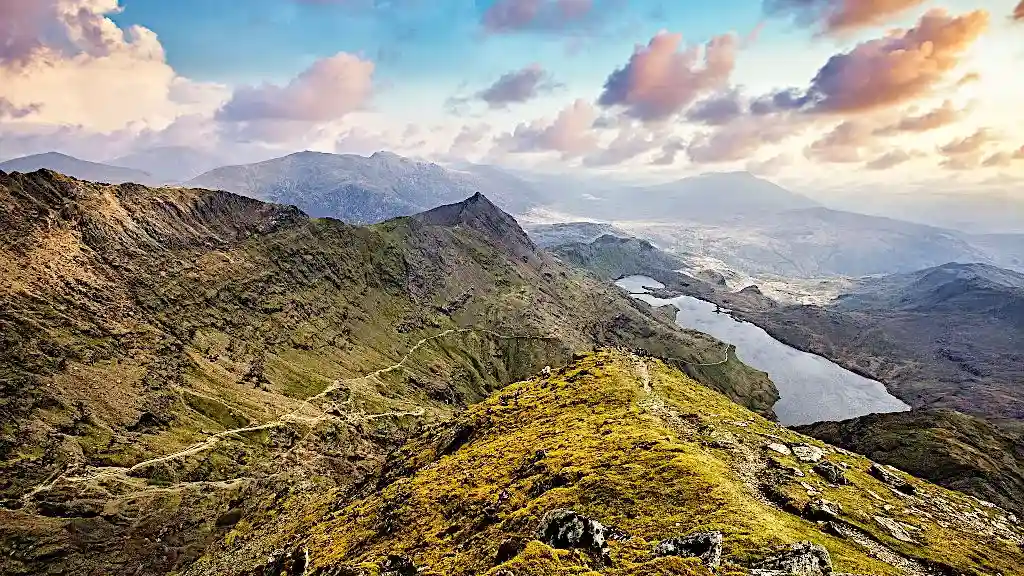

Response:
(412, 192), (538, 263)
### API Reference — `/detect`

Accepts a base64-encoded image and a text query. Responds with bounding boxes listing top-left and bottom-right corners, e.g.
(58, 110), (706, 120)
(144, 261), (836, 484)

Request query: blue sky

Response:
(2, 0), (1022, 189)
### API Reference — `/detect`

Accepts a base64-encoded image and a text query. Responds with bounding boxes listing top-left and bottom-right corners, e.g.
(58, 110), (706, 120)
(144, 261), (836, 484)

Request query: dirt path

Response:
(19, 326), (554, 505)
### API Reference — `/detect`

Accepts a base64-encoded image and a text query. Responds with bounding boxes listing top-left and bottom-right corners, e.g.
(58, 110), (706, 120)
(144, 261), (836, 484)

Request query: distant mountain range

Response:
(0, 152), (157, 185)
(187, 151), (545, 224)
(108, 146), (230, 183)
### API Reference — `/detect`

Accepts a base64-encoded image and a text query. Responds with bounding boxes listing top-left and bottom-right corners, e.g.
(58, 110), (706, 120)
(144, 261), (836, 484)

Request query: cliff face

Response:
(0, 171), (776, 575)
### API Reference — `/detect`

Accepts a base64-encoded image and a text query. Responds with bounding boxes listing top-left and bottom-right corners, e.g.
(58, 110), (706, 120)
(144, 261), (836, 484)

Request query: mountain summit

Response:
(413, 192), (538, 263)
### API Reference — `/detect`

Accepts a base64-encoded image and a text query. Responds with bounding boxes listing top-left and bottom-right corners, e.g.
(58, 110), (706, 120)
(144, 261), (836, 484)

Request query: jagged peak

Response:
(412, 193), (538, 262)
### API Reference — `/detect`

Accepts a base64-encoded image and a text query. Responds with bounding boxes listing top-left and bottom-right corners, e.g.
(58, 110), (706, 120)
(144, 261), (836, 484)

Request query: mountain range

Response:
(0, 152), (157, 185)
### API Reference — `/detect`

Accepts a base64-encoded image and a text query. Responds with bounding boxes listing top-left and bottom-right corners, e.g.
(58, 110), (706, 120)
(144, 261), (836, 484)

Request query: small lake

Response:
(616, 275), (910, 425)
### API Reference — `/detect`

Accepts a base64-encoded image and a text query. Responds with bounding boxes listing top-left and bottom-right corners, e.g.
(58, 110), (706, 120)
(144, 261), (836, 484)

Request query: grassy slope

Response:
(0, 171), (777, 575)
(190, 352), (1024, 576)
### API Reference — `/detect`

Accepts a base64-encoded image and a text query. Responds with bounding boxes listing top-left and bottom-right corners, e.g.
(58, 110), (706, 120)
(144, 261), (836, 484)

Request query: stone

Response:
(257, 547), (308, 576)
(812, 461), (849, 485)
(869, 463), (916, 495)
(380, 554), (417, 576)
(752, 541), (832, 576)
(652, 531), (724, 568)
(805, 499), (844, 522)
(535, 509), (610, 566)
(791, 445), (825, 463)
(767, 443), (792, 456)
(874, 516), (915, 543)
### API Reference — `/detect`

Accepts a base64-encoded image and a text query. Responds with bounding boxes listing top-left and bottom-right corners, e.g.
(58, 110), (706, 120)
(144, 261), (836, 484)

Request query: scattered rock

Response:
(869, 463), (916, 495)
(805, 499), (844, 522)
(257, 547), (309, 576)
(535, 509), (610, 566)
(767, 443), (792, 456)
(812, 461), (849, 485)
(652, 531), (723, 568)
(791, 445), (825, 463)
(380, 554), (417, 576)
(495, 538), (524, 565)
(874, 516), (915, 543)
(752, 541), (832, 575)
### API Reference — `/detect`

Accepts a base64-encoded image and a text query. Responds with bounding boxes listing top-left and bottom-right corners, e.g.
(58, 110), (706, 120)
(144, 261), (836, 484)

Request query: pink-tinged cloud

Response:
(806, 121), (875, 163)
(599, 31), (738, 122)
(583, 124), (662, 166)
(499, 99), (598, 158)
(939, 128), (999, 170)
(983, 147), (1024, 168)
(865, 149), (922, 170)
(482, 0), (593, 33)
(478, 64), (556, 108)
(686, 114), (805, 163)
(765, 0), (927, 34)
(772, 9), (988, 114)
(1015, 1), (1024, 21)
(218, 54), (373, 124)
(0, 97), (41, 119)
(875, 100), (964, 135)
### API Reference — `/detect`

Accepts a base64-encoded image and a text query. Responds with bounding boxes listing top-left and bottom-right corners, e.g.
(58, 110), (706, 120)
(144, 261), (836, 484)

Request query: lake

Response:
(616, 275), (910, 425)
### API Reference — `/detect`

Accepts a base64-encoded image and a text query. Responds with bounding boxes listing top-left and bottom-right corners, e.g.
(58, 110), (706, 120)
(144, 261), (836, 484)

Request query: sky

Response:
(1, 0), (1023, 193)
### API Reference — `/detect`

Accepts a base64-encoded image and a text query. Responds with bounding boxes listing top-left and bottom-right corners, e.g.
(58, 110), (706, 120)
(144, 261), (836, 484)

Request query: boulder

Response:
(791, 445), (825, 463)
(535, 509), (610, 566)
(752, 541), (832, 576)
(767, 443), (792, 456)
(869, 463), (916, 495)
(874, 516), (915, 543)
(652, 531), (723, 568)
(812, 461), (849, 485)
(805, 499), (843, 522)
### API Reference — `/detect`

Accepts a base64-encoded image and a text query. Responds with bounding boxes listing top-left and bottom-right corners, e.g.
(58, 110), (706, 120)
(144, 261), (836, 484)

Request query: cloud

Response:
(764, 0), (927, 35)
(939, 128), (998, 169)
(982, 146), (1024, 168)
(0, 0), (228, 132)
(583, 123), (662, 166)
(747, 153), (791, 175)
(449, 123), (493, 155)
(482, 0), (594, 33)
(874, 100), (965, 135)
(766, 9), (989, 114)
(865, 149), (922, 170)
(686, 114), (803, 163)
(497, 98), (598, 158)
(686, 90), (745, 126)
(805, 121), (875, 163)
(1015, 1), (1024, 21)
(598, 31), (738, 122)
(0, 97), (41, 119)
(478, 64), (557, 108)
(218, 53), (373, 124)
(651, 139), (686, 166)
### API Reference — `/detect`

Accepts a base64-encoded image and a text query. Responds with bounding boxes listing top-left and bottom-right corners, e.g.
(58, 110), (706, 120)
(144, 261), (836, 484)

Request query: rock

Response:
(869, 463), (916, 495)
(791, 445), (825, 463)
(767, 443), (792, 456)
(541, 365), (551, 377)
(805, 499), (843, 522)
(874, 516), (915, 543)
(379, 555), (416, 576)
(256, 547), (309, 576)
(495, 538), (524, 565)
(752, 541), (832, 576)
(652, 531), (724, 568)
(812, 461), (849, 485)
(535, 509), (610, 566)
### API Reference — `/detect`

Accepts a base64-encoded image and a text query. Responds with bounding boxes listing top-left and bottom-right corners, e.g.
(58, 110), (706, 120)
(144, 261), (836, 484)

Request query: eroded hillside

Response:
(0, 170), (776, 575)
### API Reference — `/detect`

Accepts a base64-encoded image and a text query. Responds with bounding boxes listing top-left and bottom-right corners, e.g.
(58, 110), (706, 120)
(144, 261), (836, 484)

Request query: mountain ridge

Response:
(0, 152), (157, 185)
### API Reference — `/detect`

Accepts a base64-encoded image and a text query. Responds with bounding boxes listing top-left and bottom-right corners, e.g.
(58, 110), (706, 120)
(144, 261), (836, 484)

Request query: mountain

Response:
(525, 221), (632, 248)
(109, 146), (229, 183)
(615, 207), (999, 277)
(189, 351), (1024, 576)
(0, 170), (778, 575)
(797, 410), (1024, 517)
(0, 152), (156, 185)
(187, 151), (543, 224)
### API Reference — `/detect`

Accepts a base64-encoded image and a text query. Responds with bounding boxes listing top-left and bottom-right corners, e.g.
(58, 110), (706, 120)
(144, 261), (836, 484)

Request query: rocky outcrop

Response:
(652, 531), (723, 567)
(534, 509), (610, 566)
(751, 541), (832, 575)
(870, 463), (916, 495)
(813, 461), (849, 485)
(792, 445), (825, 463)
